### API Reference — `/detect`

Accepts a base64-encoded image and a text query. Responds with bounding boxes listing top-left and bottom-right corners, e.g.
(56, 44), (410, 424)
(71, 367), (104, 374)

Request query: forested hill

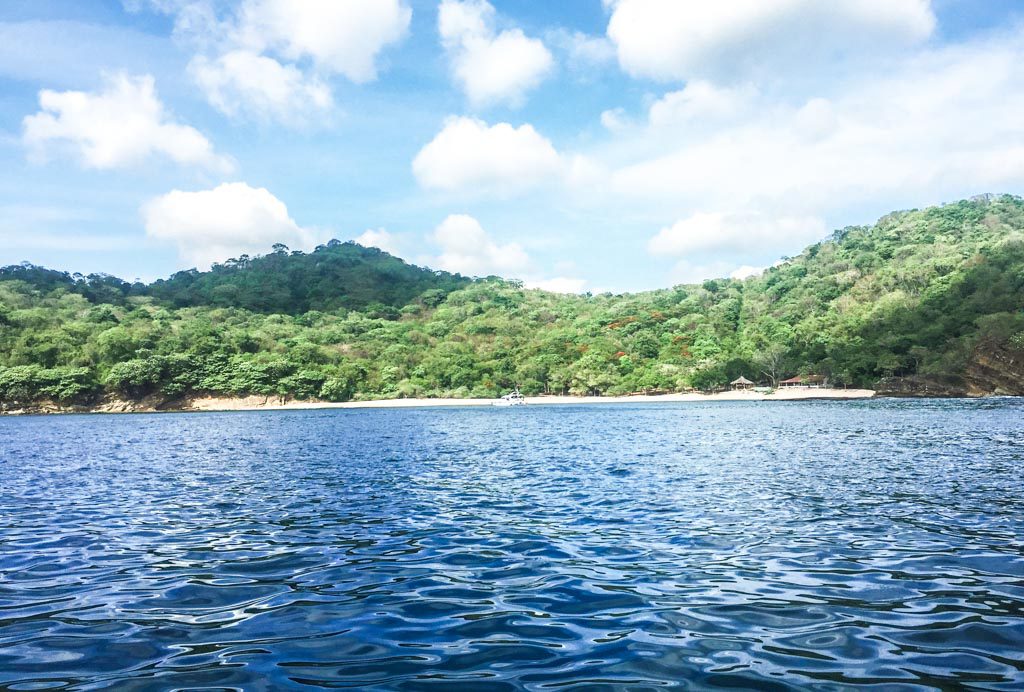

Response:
(0, 241), (471, 314)
(1, 195), (1023, 410)
(145, 242), (471, 313)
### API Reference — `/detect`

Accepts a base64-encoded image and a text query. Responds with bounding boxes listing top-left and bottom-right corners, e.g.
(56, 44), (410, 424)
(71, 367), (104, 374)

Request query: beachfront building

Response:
(780, 375), (828, 388)
(731, 376), (755, 390)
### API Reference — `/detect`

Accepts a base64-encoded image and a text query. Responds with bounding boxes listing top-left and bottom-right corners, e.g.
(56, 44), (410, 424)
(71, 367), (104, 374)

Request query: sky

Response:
(1, 0), (1023, 292)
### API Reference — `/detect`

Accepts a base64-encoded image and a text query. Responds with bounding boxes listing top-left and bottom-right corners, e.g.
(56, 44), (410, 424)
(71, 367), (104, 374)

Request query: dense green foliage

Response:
(145, 241), (470, 313)
(0, 241), (469, 314)
(2, 196), (1023, 407)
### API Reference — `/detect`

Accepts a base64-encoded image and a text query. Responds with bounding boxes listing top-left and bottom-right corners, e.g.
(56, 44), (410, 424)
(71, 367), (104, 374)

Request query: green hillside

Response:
(0, 240), (470, 314)
(1, 195), (1023, 409)
(144, 241), (470, 313)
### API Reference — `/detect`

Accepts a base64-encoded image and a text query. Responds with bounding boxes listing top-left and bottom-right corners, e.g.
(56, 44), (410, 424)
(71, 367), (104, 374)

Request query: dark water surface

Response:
(1, 400), (1023, 690)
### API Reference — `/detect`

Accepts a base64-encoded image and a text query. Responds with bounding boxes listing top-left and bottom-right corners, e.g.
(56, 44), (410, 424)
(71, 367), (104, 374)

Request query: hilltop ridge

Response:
(0, 240), (471, 314)
(1, 194), (1023, 410)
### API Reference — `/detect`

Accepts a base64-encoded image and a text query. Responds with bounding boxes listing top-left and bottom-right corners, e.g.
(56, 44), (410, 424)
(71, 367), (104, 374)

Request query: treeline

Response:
(0, 240), (470, 313)
(2, 196), (1023, 408)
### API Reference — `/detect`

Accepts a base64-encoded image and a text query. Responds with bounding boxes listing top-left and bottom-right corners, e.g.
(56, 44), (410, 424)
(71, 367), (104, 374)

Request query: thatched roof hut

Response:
(731, 375), (754, 390)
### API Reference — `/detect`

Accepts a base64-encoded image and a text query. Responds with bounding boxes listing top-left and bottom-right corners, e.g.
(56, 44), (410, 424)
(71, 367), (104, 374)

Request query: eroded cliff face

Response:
(875, 374), (973, 397)
(964, 340), (1024, 394)
(877, 339), (1024, 397)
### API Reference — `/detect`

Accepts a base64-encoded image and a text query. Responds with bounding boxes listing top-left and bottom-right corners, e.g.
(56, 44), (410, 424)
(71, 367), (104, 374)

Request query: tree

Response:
(105, 358), (164, 398)
(756, 344), (788, 387)
(2, 195), (1024, 404)
(569, 352), (617, 395)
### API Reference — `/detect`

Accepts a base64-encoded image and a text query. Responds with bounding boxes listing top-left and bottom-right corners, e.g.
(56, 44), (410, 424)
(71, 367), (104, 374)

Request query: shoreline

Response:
(192, 388), (879, 412)
(3, 388), (879, 415)
(190, 388), (872, 411)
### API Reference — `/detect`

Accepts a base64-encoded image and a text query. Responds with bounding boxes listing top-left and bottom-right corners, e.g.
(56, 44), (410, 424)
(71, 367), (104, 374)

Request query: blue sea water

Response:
(1, 399), (1023, 690)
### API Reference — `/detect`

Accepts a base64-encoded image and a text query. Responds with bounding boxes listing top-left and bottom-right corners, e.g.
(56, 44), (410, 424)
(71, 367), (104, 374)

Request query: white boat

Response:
(493, 388), (527, 406)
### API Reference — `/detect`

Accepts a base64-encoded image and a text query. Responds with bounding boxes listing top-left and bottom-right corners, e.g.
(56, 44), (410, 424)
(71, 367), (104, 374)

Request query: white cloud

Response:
(648, 212), (825, 258)
(564, 154), (607, 191)
(125, 1), (223, 42)
(600, 107), (629, 132)
(792, 97), (838, 141)
(138, 0), (410, 125)
(605, 0), (936, 82)
(566, 34), (615, 67)
(524, 276), (588, 294)
(190, 50), (332, 124)
(413, 116), (563, 195)
(439, 0), (553, 107)
(648, 80), (755, 127)
(354, 228), (400, 256)
(430, 214), (529, 276)
(661, 260), (764, 285)
(142, 182), (324, 268)
(548, 29), (615, 71)
(599, 82), (755, 135)
(593, 26), (1024, 231)
(22, 73), (229, 171)
(730, 265), (764, 280)
(668, 260), (769, 285)
(236, 0), (411, 82)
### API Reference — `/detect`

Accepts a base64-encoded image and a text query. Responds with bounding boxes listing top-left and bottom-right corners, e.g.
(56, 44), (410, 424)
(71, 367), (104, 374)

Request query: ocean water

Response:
(1, 399), (1023, 690)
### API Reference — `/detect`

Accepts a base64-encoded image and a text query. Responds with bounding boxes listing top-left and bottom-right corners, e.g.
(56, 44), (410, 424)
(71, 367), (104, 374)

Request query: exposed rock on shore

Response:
(876, 340), (1024, 397)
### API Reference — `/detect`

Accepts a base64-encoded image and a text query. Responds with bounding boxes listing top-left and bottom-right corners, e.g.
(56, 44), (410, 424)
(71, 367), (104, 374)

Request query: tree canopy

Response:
(2, 195), (1023, 408)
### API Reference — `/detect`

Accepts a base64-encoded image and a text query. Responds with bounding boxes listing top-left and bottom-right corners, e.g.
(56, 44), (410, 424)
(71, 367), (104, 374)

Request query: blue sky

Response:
(1, 0), (1023, 292)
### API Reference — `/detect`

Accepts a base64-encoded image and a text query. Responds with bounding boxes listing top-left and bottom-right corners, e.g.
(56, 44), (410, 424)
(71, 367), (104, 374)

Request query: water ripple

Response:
(1, 399), (1023, 689)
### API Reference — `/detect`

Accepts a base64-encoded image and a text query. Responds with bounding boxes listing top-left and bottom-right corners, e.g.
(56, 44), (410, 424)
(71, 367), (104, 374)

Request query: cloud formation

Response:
(551, 30), (615, 72)
(605, 0), (936, 82)
(648, 212), (826, 259)
(647, 81), (755, 128)
(353, 228), (400, 256)
(561, 5), (1024, 285)
(430, 214), (529, 277)
(190, 50), (332, 124)
(426, 214), (582, 290)
(235, 0), (412, 82)
(610, 28), (1024, 218)
(667, 260), (767, 286)
(142, 182), (323, 268)
(141, 0), (411, 125)
(413, 116), (563, 195)
(439, 0), (553, 107)
(17, 1), (1024, 293)
(22, 73), (229, 171)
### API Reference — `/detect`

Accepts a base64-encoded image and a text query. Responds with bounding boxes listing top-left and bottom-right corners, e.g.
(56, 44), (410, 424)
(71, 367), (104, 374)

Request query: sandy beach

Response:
(185, 388), (876, 413)
(0, 388), (877, 415)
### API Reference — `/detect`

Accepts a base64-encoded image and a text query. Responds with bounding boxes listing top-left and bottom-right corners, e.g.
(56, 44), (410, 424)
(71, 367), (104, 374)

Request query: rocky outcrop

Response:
(0, 394), (187, 415)
(875, 374), (973, 397)
(877, 339), (1024, 397)
(964, 339), (1024, 395)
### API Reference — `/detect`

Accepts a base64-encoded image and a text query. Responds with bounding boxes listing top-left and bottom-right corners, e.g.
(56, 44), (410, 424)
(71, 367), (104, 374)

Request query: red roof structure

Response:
(780, 374), (827, 386)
